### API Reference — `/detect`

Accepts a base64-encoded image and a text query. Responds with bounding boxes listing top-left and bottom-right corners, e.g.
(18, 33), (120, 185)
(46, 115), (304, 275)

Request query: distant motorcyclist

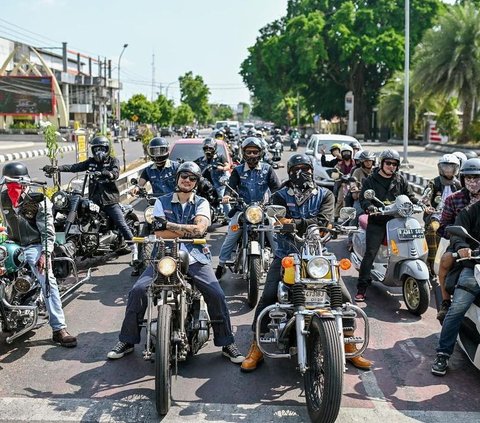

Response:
(320, 143), (342, 168)
(351, 150), (376, 185)
(215, 137), (281, 280)
(333, 144), (355, 220)
(349, 140), (362, 157)
(240, 154), (371, 372)
(355, 149), (418, 302)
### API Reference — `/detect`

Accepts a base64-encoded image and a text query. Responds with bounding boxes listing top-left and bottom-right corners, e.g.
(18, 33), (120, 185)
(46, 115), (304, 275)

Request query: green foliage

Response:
(467, 120), (480, 142)
(173, 103), (195, 126)
(154, 94), (175, 127)
(122, 94), (157, 124)
(10, 121), (37, 129)
(210, 104), (234, 122)
(178, 72), (211, 124)
(436, 100), (460, 141)
(43, 123), (60, 165)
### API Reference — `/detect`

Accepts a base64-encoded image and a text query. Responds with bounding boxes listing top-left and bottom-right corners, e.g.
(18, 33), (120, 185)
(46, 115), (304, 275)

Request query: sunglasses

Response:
(384, 160), (399, 167)
(290, 165), (312, 172)
(244, 150), (260, 156)
(203, 147), (215, 152)
(179, 173), (198, 182)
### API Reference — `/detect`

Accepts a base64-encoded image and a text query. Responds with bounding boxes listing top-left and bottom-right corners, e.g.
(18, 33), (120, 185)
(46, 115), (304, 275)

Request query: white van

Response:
(215, 120), (240, 132)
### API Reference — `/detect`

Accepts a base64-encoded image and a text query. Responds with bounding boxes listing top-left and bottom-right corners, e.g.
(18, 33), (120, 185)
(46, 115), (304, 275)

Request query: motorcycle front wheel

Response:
(247, 256), (261, 308)
(155, 305), (173, 415)
(304, 317), (343, 423)
(403, 277), (430, 316)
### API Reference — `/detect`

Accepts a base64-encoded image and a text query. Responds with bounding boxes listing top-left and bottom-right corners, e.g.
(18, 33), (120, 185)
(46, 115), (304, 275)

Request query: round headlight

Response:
(307, 257), (330, 279)
(245, 205), (263, 224)
(52, 191), (69, 209)
(144, 206), (154, 224)
(0, 246), (7, 263)
(157, 256), (177, 276)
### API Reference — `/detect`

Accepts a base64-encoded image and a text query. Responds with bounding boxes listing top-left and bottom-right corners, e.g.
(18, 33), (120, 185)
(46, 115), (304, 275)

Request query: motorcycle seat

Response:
(359, 214), (369, 230)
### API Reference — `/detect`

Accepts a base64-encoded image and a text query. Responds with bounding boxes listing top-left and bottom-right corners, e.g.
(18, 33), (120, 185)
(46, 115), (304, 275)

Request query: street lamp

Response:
(117, 43), (128, 125)
(401, 0), (412, 169)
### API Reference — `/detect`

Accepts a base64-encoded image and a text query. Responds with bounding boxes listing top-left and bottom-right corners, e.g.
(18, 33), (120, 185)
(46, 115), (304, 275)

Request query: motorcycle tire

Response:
(247, 256), (261, 308)
(403, 277), (430, 316)
(304, 317), (343, 423)
(155, 305), (173, 415)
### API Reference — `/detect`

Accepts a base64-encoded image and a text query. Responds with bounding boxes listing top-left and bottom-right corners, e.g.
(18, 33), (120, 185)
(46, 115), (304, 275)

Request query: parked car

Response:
(160, 127), (173, 137)
(169, 138), (234, 168)
(305, 134), (361, 188)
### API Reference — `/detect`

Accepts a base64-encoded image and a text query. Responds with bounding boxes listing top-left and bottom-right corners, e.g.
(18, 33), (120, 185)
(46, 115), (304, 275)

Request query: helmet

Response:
(175, 161), (202, 188)
(241, 137), (264, 151)
(254, 130), (264, 139)
(90, 136), (110, 163)
(465, 150), (478, 159)
(287, 154), (313, 173)
(460, 158), (480, 176)
(340, 144), (353, 154)
(358, 150), (376, 162)
(214, 130), (225, 140)
(438, 154), (460, 178)
(202, 137), (217, 152)
(148, 137), (170, 164)
(378, 149), (400, 165)
(353, 151), (362, 162)
(452, 151), (468, 168)
(349, 140), (362, 150)
(2, 162), (29, 179)
(329, 143), (342, 153)
(185, 129), (194, 138)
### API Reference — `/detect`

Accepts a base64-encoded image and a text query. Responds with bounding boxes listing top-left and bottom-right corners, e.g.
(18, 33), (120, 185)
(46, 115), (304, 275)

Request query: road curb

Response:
(400, 171), (429, 195)
(0, 145), (76, 163)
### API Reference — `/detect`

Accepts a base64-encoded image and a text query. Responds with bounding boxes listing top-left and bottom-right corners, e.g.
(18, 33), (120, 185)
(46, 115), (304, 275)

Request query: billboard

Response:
(0, 76), (54, 115)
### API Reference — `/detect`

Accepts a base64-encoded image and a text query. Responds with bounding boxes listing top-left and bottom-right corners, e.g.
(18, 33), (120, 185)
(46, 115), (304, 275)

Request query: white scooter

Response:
(350, 189), (431, 315)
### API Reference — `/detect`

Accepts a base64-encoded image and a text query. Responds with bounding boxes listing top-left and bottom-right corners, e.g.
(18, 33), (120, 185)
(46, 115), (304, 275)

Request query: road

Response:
(1, 145), (479, 422)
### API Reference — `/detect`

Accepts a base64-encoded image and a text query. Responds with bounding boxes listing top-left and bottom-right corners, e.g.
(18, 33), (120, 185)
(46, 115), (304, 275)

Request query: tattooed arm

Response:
(164, 215), (209, 238)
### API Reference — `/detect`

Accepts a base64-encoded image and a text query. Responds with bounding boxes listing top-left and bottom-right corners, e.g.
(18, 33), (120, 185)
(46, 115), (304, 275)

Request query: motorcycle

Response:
(198, 166), (228, 226)
(44, 168), (139, 257)
(443, 225), (480, 371)
(268, 139), (283, 168)
(130, 236), (211, 415)
(222, 181), (273, 307)
(350, 190), (431, 315)
(255, 206), (369, 423)
(289, 133), (299, 151)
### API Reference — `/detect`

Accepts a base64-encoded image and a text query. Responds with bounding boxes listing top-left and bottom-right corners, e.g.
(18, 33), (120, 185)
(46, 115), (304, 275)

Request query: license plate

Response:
(305, 289), (327, 305)
(397, 228), (424, 240)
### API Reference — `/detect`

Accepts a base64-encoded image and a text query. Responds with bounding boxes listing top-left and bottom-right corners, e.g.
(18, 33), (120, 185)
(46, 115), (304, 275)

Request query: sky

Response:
(0, 0), (289, 108)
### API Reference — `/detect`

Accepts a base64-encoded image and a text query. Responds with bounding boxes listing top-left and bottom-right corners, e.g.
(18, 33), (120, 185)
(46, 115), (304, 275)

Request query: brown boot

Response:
(240, 341), (264, 372)
(52, 329), (77, 348)
(345, 343), (371, 370)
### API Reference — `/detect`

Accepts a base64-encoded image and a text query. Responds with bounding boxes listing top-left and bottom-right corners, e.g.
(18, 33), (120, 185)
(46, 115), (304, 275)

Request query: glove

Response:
(153, 217), (168, 231)
(42, 165), (57, 173)
(367, 205), (378, 214)
(101, 169), (113, 179)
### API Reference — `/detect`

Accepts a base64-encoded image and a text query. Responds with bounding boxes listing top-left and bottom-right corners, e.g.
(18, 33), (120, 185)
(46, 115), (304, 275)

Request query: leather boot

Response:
(345, 343), (371, 370)
(52, 329), (77, 348)
(240, 341), (263, 372)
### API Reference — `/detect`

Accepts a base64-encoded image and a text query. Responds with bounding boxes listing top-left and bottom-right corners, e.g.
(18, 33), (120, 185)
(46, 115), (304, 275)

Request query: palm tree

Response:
(412, 1), (480, 142)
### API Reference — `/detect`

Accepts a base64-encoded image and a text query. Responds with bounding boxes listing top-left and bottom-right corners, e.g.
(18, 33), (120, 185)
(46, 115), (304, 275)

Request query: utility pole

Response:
(151, 53), (155, 101)
(296, 90), (300, 127)
(401, 0), (412, 169)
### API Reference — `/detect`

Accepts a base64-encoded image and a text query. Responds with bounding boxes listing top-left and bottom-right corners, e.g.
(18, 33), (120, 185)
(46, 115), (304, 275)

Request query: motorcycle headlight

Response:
(52, 191), (69, 209)
(307, 257), (330, 279)
(157, 257), (177, 276)
(144, 206), (154, 224)
(245, 205), (263, 224)
(0, 246), (7, 263)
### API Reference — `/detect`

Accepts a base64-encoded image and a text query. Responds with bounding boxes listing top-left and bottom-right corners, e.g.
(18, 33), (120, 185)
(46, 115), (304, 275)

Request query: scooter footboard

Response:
(342, 303), (370, 359)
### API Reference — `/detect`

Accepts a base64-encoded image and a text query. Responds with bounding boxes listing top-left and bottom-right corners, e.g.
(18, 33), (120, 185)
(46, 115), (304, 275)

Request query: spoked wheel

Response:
(403, 277), (430, 316)
(247, 256), (261, 308)
(304, 317), (343, 423)
(155, 305), (173, 415)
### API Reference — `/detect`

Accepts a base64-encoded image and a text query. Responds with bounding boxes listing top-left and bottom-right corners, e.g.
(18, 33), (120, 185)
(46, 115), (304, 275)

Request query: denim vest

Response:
(159, 193), (211, 264)
(236, 162), (271, 204)
(274, 187), (326, 259)
(195, 155), (226, 189)
(145, 160), (179, 197)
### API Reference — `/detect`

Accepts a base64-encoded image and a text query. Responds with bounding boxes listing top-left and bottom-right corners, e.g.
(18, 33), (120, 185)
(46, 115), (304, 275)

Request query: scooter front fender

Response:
(397, 260), (430, 282)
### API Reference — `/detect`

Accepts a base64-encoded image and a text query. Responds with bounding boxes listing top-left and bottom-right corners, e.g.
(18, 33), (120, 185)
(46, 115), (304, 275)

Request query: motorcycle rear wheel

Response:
(247, 256), (261, 308)
(304, 317), (343, 423)
(155, 305), (173, 415)
(403, 277), (430, 316)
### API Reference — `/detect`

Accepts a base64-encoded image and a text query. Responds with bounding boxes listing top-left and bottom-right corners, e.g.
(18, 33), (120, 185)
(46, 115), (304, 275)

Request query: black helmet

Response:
(90, 136), (110, 163)
(378, 149), (400, 165)
(202, 137), (217, 152)
(2, 162), (29, 179)
(287, 154), (313, 173)
(358, 150), (376, 162)
(176, 161), (202, 189)
(148, 137), (170, 164)
(349, 140), (362, 150)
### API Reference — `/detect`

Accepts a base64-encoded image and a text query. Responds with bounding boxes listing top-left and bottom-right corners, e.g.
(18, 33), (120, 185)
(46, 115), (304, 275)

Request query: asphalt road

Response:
(0, 146), (479, 422)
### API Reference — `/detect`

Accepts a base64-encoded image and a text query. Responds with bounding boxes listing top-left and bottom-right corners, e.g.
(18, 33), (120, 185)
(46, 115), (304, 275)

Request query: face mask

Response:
(94, 150), (107, 163)
(465, 178), (480, 195)
(245, 155), (260, 167)
(7, 182), (23, 207)
(342, 152), (352, 161)
(204, 150), (214, 159)
(290, 169), (314, 190)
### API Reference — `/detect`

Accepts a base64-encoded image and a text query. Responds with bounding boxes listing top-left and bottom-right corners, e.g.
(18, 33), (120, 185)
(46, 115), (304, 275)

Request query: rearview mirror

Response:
(305, 150), (313, 156)
(364, 189), (375, 200)
(340, 207), (356, 221)
(446, 225), (470, 239)
(266, 205), (286, 218)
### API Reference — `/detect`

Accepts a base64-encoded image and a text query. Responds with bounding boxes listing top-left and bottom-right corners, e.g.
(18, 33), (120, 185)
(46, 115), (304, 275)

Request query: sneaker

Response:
(215, 265), (226, 280)
(355, 291), (366, 302)
(431, 353), (449, 376)
(107, 341), (134, 359)
(222, 343), (245, 364)
(436, 300), (451, 324)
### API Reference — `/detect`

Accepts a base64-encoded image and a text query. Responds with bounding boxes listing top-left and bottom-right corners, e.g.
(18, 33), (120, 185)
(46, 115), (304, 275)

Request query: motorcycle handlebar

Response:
(129, 236), (206, 245)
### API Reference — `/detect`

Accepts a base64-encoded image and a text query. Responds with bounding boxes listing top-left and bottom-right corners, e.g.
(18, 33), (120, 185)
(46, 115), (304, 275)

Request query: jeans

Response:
(436, 267), (480, 356)
(103, 203), (133, 241)
(119, 262), (235, 347)
(219, 211), (276, 265)
(357, 221), (386, 291)
(252, 258), (354, 333)
(24, 245), (66, 331)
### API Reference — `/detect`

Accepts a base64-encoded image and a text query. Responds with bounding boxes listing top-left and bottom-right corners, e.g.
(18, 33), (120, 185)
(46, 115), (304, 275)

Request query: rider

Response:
(215, 137), (281, 280)
(436, 158), (480, 322)
(42, 136), (138, 275)
(355, 149), (418, 302)
(349, 140), (362, 158)
(431, 198), (480, 376)
(334, 144), (355, 220)
(320, 143), (342, 168)
(107, 162), (245, 364)
(0, 162), (77, 347)
(423, 154), (461, 281)
(131, 137), (178, 197)
(240, 154), (372, 372)
(351, 150), (376, 185)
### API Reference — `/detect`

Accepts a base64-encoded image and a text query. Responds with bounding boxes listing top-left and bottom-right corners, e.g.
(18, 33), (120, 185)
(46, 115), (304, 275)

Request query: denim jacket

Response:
(194, 155), (227, 189)
(142, 160), (179, 197)
(230, 162), (279, 204)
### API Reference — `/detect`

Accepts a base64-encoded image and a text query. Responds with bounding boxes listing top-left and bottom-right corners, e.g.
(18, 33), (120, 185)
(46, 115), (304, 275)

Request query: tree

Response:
(178, 71), (211, 125)
(154, 94), (175, 127)
(173, 103), (195, 126)
(210, 104), (234, 121)
(412, 1), (480, 142)
(121, 94), (156, 124)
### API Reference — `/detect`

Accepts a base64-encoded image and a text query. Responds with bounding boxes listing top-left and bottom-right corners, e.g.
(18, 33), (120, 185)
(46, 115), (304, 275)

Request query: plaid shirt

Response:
(438, 188), (471, 238)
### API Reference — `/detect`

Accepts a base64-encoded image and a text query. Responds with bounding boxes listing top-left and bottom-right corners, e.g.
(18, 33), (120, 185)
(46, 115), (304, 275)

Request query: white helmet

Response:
(438, 154), (460, 178)
(354, 150), (362, 161)
(340, 144), (354, 154)
(452, 151), (468, 168)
